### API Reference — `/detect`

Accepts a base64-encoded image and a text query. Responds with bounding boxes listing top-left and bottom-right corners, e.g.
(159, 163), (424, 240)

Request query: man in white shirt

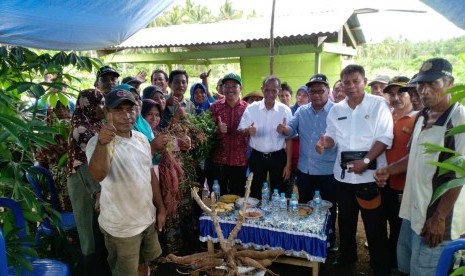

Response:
(87, 88), (166, 276)
(238, 75), (293, 198)
(316, 65), (393, 276)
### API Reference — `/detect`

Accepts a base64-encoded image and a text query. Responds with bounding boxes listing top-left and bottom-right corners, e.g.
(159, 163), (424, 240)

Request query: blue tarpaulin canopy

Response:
(0, 0), (174, 50)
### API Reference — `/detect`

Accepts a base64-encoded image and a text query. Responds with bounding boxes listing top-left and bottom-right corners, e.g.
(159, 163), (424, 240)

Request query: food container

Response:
(235, 197), (259, 209)
(239, 208), (264, 219)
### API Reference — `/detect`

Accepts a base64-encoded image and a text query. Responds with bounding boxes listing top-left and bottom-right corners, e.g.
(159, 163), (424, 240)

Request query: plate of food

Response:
(297, 203), (313, 217)
(235, 197), (259, 209)
(308, 199), (333, 210)
(220, 194), (240, 204)
(240, 208), (263, 219)
(215, 202), (235, 215)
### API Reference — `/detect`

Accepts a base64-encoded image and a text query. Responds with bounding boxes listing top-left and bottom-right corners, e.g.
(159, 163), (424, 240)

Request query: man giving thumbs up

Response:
(87, 88), (166, 275)
(238, 75), (292, 199)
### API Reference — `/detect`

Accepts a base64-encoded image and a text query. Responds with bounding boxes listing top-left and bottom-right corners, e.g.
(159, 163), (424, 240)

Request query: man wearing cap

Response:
(277, 73), (338, 250)
(369, 75), (390, 103)
(316, 65), (393, 275)
(242, 91), (263, 104)
(399, 74), (424, 111)
(95, 65), (120, 94)
(380, 76), (418, 272)
(67, 65), (119, 275)
(208, 73), (249, 196)
(238, 75), (293, 199)
(122, 76), (142, 93)
(375, 58), (465, 275)
(87, 88), (166, 275)
(111, 84), (155, 145)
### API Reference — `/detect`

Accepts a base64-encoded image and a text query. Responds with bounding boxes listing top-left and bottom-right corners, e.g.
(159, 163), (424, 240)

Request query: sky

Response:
(170, 0), (465, 43)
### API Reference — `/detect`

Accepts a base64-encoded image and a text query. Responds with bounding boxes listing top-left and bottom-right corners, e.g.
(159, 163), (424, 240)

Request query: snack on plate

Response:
(215, 202), (234, 214)
(220, 194), (240, 204)
(297, 204), (312, 216)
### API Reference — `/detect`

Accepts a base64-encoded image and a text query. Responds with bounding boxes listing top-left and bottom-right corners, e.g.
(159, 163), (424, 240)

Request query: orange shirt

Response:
(386, 110), (417, 191)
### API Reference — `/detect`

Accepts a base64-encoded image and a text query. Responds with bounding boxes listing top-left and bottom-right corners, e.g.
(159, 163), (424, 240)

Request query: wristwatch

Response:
(363, 157), (370, 165)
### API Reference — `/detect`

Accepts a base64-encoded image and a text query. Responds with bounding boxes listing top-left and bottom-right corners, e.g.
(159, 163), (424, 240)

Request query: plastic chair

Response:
(25, 166), (75, 231)
(0, 197), (71, 275)
(435, 238), (465, 276)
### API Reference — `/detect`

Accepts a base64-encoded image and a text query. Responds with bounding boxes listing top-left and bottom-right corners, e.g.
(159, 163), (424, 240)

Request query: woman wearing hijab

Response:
(66, 89), (109, 275)
(290, 85), (310, 115)
(187, 82), (212, 115)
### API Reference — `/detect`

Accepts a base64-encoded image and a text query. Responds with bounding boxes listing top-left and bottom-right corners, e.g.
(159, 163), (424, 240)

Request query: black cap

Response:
(398, 74), (418, 92)
(105, 89), (137, 108)
(411, 58), (453, 82)
(96, 66), (119, 80)
(306, 73), (329, 86)
(383, 76), (410, 93)
(122, 76), (142, 85)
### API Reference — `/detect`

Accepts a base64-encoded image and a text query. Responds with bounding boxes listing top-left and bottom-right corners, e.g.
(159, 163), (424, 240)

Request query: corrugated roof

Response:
(111, 9), (363, 50)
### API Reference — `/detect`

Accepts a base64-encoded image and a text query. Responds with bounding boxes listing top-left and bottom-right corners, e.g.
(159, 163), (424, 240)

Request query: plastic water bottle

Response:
(203, 180), (210, 200)
(312, 190), (323, 221)
(271, 189), (280, 211)
(289, 193), (299, 220)
(279, 193), (288, 220)
(212, 179), (220, 202)
(261, 182), (270, 210)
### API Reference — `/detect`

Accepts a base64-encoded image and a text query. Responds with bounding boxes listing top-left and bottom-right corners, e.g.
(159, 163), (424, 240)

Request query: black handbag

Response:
(340, 151), (377, 179)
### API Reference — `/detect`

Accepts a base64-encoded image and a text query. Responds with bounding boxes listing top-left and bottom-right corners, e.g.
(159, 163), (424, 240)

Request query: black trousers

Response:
(296, 171), (338, 248)
(248, 149), (287, 199)
(381, 185), (403, 270)
(207, 163), (248, 197)
(336, 180), (390, 276)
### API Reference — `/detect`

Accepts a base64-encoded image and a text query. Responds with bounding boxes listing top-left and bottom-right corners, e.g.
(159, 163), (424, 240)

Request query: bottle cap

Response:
(315, 190), (320, 195)
(214, 179), (219, 184)
(263, 182), (268, 187)
(280, 193), (285, 197)
(291, 194), (296, 198)
(274, 189), (278, 193)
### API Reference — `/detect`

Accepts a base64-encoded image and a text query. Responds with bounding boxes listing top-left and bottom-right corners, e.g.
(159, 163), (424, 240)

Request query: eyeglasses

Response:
(309, 89), (326, 95)
(223, 84), (240, 90)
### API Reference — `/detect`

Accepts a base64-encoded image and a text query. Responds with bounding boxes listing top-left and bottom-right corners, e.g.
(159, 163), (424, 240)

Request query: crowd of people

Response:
(38, 56), (465, 276)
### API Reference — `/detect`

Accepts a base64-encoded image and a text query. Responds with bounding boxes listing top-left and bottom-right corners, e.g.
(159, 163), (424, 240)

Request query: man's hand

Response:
(166, 96), (180, 107)
(282, 163), (291, 181)
(214, 93), (225, 100)
(218, 116), (227, 134)
(152, 134), (170, 151)
(247, 122), (256, 136)
(348, 160), (368, 174)
(276, 117), (287, 134)
(178, 135), (191, 150)
(136, 71), (147, 83)
(199, 69), (211, 80)
(374, 167), (389, 187)
(315, 134), (325, 154)
(99, 113), (116, 145)
(156, 207), (166, 231)
(421, 214), (446, 247)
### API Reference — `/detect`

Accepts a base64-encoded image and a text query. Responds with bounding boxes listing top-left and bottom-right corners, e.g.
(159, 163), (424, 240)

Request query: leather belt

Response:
(252, 149), (284, 159)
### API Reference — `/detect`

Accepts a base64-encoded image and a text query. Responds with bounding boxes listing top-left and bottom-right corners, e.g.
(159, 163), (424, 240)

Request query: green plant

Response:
(0, 46), (102, 272)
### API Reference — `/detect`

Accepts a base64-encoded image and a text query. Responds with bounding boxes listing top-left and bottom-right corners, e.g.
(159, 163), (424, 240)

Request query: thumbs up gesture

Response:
(218, 116), (227, 134)
(315, 134), (326, 154)
(98, 112), (117, 145)
(276, 117), (288, 135)
(248, 122), (256, 136)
